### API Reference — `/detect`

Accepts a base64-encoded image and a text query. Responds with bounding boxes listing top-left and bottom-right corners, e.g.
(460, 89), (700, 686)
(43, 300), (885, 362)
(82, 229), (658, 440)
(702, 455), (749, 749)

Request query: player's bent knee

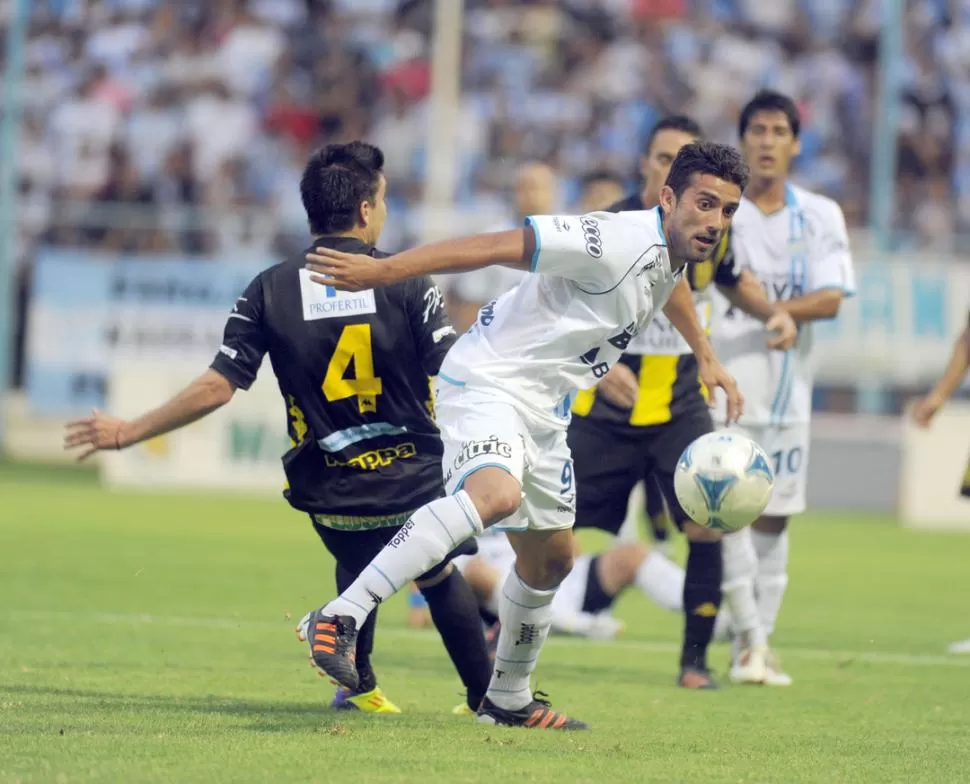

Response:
(460, 467), (522, 526)
(753, 515), (788, 535)
(459, 557), (499, 603)
(541, 548), (574, 588)
(600, 543), (647, 593)
(509, 530), (575, 590)
(683, 519), (722, 542)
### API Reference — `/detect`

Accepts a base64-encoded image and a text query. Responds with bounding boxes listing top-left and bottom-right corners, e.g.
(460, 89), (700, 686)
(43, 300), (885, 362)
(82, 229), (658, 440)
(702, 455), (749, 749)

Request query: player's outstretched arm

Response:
(777, 288), (844, 324)
(306, 229), (534, 292)
(663, 279), (744, 423)
(63, 369), (235, 462)
(717, 270), (797, 350)
(912, 323), (970, 428)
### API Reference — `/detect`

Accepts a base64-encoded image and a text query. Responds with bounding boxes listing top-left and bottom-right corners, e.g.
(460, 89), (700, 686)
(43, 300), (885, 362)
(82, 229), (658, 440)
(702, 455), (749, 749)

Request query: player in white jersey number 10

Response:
(713, 90), (856, 686)
(299, 141), (748, 730)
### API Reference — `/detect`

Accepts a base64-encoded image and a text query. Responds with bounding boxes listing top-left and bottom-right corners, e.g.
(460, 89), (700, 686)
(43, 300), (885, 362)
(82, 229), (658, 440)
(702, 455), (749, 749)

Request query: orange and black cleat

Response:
(303, 610), (360, 692)
(476, 691), (588, 730)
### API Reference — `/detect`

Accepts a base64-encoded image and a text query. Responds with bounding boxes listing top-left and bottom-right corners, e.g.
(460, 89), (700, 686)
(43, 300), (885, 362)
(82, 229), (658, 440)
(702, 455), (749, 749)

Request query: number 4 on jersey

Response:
(323, 324), (383, 413)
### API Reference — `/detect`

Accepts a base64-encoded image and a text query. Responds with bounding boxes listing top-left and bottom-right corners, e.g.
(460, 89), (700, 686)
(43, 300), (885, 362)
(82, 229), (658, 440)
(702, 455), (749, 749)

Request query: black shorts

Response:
(311, 519), (475, 584)
(568, 408), (714, 534)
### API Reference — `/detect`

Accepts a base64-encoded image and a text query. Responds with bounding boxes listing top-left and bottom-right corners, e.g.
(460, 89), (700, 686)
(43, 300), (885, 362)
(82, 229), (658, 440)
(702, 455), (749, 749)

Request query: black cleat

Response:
(304, 610), (360, 691)
(476, 692), (588, 730)
(678, 666), (719, 690)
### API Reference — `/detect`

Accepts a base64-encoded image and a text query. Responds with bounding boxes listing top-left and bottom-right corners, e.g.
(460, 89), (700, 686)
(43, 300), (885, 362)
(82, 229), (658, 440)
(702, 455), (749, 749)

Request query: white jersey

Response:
(439, 208), (683, 430)
(713, 184), (855, 426)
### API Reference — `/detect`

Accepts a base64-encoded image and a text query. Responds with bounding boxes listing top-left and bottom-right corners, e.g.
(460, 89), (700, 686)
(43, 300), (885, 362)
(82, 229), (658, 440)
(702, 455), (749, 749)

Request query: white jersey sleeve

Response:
(526, 212), (656, 294)
(804, 198), (856, 296)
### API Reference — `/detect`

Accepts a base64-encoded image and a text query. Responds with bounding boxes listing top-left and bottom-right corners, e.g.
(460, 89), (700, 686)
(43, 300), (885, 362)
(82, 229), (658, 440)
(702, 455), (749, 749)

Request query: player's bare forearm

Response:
(306, 230), (534, 291)
(717, 270), (777, 323)
(663, 278), (715, 363)
(121, 370), (235, 447)
(778, 288), (844, 323)
(386, 230), (533, 280)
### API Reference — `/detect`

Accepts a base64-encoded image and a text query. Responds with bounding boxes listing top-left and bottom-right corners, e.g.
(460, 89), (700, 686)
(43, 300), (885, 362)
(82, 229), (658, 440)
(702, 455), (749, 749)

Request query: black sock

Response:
(680, 539), (723, 671)
(479, 606), (499, 628)
(336, 564), (377, 692)
(421, 568), (493, 710)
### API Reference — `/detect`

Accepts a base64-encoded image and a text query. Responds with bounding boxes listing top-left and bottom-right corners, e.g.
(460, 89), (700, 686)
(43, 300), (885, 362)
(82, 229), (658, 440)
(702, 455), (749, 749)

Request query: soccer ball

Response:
(673, 432), (774, 532)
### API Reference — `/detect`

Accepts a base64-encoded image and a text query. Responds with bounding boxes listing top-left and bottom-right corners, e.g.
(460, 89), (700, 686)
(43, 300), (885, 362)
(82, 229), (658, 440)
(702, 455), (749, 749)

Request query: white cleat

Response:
(763, 649), (793, 686)
(948, 637), (970, 655)
(729, 642), (768, 684)
(295, 611), (313, 642)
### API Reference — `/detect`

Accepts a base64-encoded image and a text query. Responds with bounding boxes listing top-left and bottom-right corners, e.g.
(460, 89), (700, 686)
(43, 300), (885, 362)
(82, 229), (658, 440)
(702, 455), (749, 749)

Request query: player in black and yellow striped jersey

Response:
(567, 116), (798, 689)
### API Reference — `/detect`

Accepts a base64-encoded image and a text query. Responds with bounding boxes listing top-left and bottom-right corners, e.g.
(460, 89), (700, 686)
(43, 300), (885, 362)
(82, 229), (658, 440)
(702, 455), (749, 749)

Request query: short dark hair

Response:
(666, 141), (749, 198)
(644, 115), (703, 156)
(300, 142), (384, 235)
(580, 169), (624, 189)
(738, 89), (801, 138)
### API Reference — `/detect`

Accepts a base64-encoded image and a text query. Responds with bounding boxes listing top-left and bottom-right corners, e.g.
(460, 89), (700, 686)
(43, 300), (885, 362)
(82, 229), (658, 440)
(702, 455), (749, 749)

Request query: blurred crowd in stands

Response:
(4, 0), (970, 266)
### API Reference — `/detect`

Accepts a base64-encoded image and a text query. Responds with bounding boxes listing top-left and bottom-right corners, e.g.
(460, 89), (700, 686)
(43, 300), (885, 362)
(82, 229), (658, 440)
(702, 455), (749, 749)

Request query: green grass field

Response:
(3, 461), (970, 783)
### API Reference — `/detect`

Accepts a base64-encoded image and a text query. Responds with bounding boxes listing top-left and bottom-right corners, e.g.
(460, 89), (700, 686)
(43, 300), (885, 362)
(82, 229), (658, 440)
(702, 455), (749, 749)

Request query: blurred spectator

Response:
(6, 0), (970, 262)
(577, 169), (625, 213)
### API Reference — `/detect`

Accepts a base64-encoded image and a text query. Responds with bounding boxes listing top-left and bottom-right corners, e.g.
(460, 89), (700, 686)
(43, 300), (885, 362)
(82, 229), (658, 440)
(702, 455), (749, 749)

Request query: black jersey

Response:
(209, 236), (456, 517)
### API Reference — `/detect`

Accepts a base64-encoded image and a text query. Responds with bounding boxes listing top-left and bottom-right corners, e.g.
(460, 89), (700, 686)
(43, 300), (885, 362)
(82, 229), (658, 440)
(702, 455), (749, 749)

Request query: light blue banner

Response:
(26, 249), (269, 415)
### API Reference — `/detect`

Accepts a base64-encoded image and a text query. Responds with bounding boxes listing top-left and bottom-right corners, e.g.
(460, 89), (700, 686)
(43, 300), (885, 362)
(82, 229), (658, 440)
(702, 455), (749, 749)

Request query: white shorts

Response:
(436, 381), (575, 533)
(725, 422), (810, 516)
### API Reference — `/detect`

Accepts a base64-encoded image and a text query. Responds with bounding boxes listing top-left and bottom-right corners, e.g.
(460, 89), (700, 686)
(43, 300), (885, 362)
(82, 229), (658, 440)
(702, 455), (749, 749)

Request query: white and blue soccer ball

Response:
(673, 432), (774, 533)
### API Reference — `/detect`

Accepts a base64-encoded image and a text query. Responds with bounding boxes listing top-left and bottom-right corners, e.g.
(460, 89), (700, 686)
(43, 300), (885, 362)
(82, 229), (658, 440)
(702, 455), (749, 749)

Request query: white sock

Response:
(486, 568), (556, 711)
(324, 492), (483, 625)
(751, 528), (789, 639)
(721, 528), (766, 648)
(634, 551), (684, 612)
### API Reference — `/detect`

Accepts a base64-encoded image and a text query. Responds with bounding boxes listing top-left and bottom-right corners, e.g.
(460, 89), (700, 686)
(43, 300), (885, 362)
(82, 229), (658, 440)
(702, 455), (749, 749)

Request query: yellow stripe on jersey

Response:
(572, 387), (596, 416)
(629, 355), (679, 426)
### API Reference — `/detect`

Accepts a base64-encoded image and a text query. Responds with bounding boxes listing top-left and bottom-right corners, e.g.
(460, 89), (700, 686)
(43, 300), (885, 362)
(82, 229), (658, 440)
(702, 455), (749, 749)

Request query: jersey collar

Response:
(308, 235), (376, 255)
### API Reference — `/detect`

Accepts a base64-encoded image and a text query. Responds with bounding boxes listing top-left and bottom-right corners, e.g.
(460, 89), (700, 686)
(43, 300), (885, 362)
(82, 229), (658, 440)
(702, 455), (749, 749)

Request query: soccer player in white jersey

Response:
(301, 141), (748, 730)
(714, 90), (856, 686)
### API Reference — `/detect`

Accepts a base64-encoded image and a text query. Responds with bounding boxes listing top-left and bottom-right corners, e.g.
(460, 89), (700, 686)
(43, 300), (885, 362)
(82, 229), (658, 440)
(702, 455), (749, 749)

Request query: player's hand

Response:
(63, 409), (128, 462)
(305, 248), (390, 291)
(765, 309), (797, 351)
(699, 355), (744, 424)
(912, 393), (944, 429)
(597, 363), (639, 410)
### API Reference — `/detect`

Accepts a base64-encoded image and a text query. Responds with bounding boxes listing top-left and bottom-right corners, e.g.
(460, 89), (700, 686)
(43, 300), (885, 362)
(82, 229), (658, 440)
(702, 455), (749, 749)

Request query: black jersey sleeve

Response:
(209, 275), (269, 391)
(407, 276), (457, 376)
(713, 228), (742, 288)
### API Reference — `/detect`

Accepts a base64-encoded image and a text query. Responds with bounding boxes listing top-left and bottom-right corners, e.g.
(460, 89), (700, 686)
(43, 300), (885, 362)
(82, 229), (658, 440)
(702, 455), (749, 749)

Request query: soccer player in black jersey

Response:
(64, 142), (492, 714)
(568, 117), (798, 689)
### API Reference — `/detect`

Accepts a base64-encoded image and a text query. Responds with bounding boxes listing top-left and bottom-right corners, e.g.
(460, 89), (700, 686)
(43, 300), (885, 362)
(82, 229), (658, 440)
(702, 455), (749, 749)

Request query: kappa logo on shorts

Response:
(454, 436), (513, 469)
